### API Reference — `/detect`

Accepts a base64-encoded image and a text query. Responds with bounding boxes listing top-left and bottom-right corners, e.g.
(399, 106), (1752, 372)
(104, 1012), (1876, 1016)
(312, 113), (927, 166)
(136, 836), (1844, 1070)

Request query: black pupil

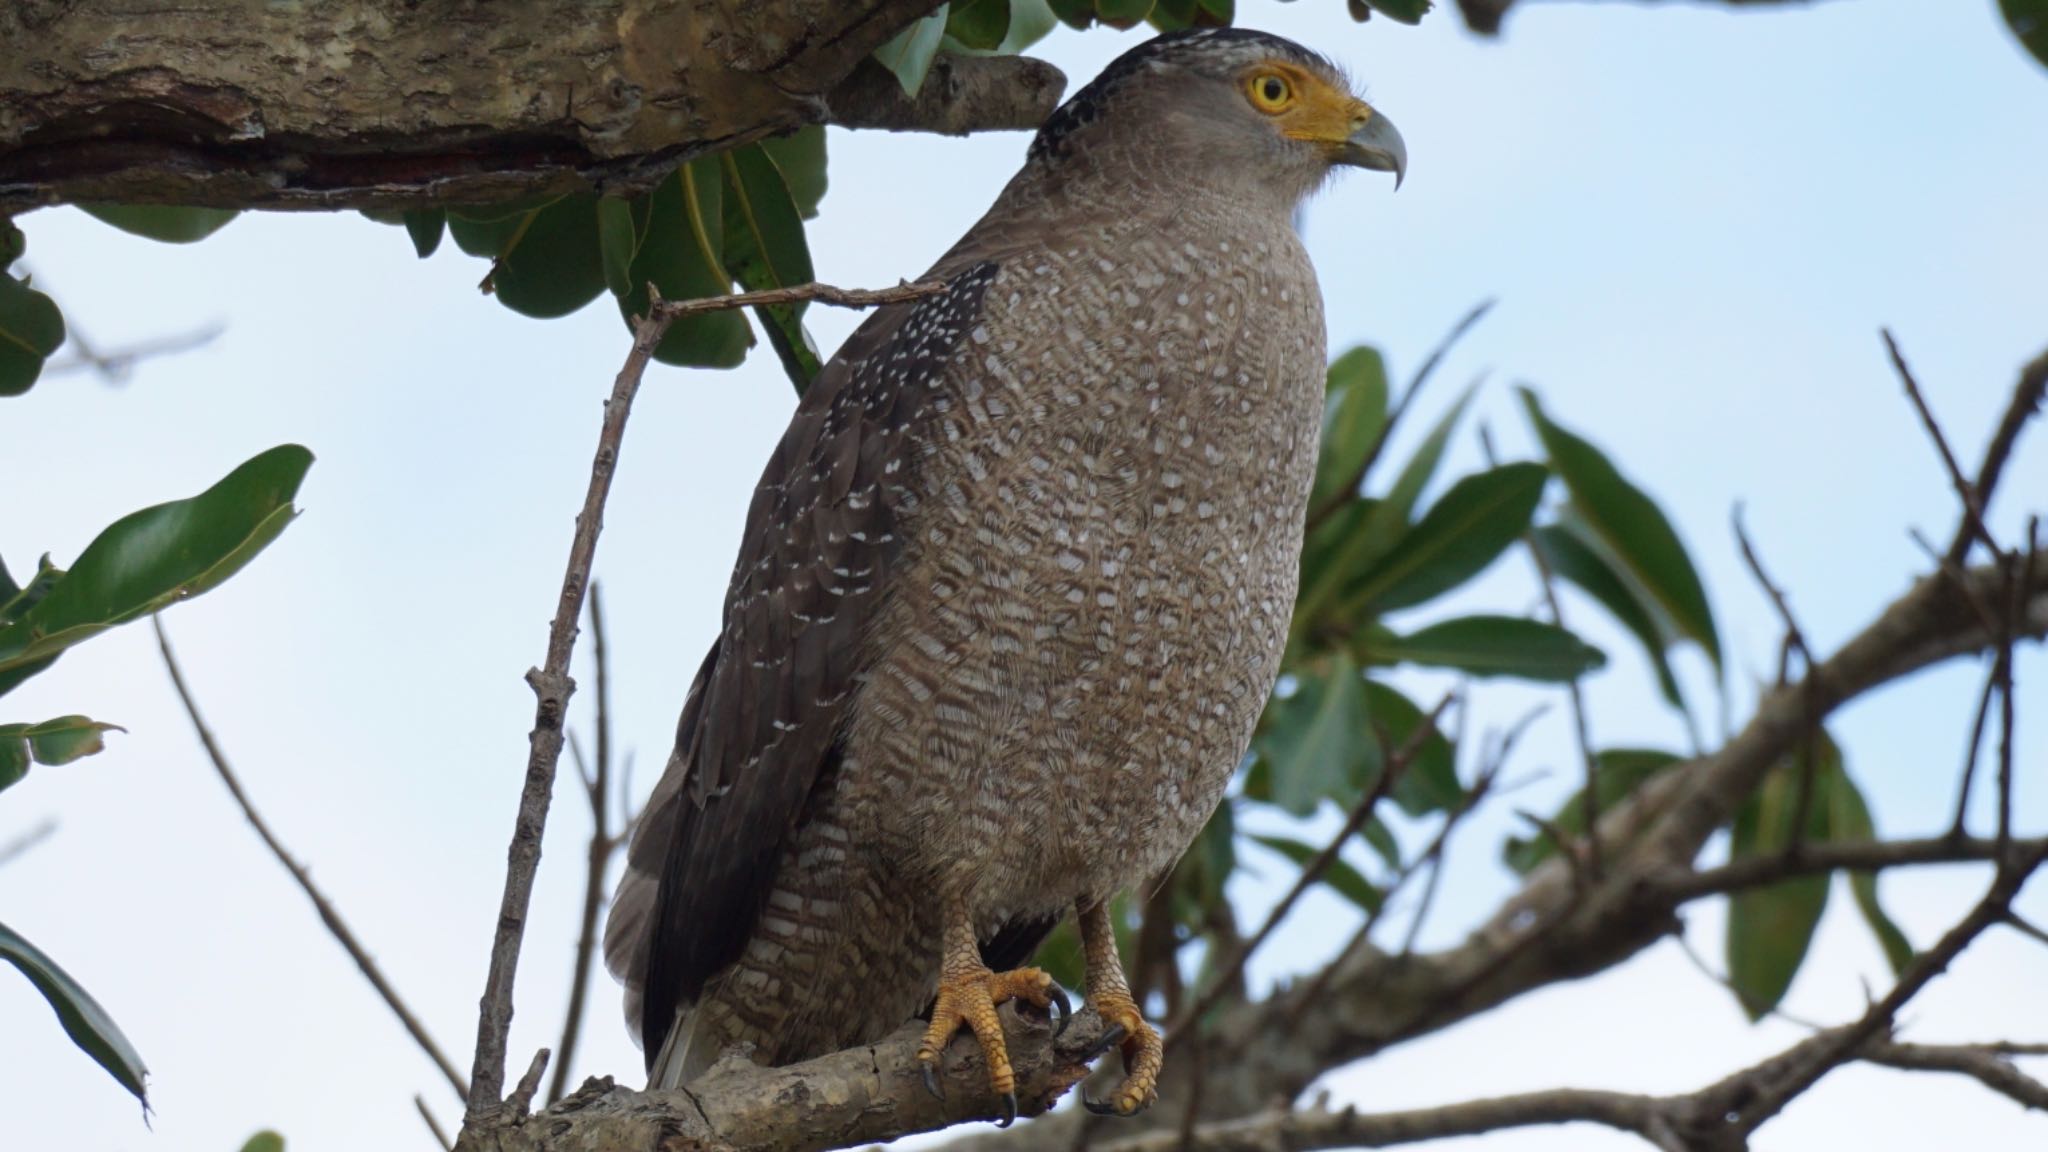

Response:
(1262, 78), (1285, 101)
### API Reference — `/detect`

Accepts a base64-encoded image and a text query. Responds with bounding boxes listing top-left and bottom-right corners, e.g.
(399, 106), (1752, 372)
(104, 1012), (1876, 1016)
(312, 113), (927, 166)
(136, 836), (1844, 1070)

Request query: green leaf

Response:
(1725, 741), (1835, 1020)
(79, 204), (238, 244)
(1519, 389), (1721, 672)
(1096, 0), (1156, 28)
(0, 919), (148, 1104)
(239, 1133), (285, 1152)
(0, 270), (66, 398)
(721, 145), (824, 392)
(1377, 615), (1604, 682)
(1047, 0), (1097, 28)
(874, 6), (951, 97)
(1826, 764), (1914, 974)
(1148, 0), (1198, 30)
(1503, 748), (1681, 874)
(1254, 654), (1370, 817)
(2003, 0), (2048, 69)
(1000, 0), (1062, 47)
(1362, 0), (1432, 23)
(761, 127), (829, 221)
(1362, 680), (1460, 816)
(0, 557), (62, 695)
(1532, 523), (1686, 711)
(1292, 384), (1477, 636)
(403, 209), (446, 259)
(0, 445), (313, 685)
(0, 715), (123, 792)
(1249, 833), (1382, 913)
(2, 218), (24, 267)
(620, 162), (751, 369)
(947, 0), (1012, 49)
(597, 197), (639, 299)
(1346, 462), (1547, 614)
(483, 195), (608, 319)
(1310, 346), (1391, 512)
(1193, 0), (1234, 22)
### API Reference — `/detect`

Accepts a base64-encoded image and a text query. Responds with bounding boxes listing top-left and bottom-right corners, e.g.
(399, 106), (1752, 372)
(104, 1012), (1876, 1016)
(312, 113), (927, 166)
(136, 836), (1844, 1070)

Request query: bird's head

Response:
(1028, 28), (1405, 206)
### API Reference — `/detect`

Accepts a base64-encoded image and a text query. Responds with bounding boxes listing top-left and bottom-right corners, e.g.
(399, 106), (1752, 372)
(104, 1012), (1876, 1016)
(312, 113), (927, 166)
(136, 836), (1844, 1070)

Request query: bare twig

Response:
(508, 1049), (551, 1121)
(549, 584), (615, 1105)
(1866, 1041), (2048, 1112)
(1883, 328), (1998, 557)
(43, 321), (224, 384)
(153, 617), (470, 1101)
(1655, 834), (2047, 901)
(1303, 300), (1493, 534)
(1947, 346), (2048, 567)
(0, 818), (56, 870)
(416, 1095), (454, 1152)
(1734, 507), (1827, 851)
(1949, 666), (2001, 839)
(463, 278), (949, 1120)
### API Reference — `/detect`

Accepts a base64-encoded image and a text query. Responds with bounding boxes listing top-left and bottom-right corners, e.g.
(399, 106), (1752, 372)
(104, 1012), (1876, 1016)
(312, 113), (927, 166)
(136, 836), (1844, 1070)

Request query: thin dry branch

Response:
(417, 1095), (455, 1152)
(1883, 329), (1998, 557)
(1866, 1041), (2048, 1113)
(153, 617), (470, 1101)
(1947, 345), (2048, 566)
(461, 278), (950, 1125)
(0, 817), (56, 869)
(1654, 834), (2048, 901)
(549, 584), (616, 1105)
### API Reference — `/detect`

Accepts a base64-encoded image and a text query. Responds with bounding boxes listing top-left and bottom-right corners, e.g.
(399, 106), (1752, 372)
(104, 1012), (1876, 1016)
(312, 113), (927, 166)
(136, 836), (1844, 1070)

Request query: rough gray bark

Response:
(0, 1), (1063, 212)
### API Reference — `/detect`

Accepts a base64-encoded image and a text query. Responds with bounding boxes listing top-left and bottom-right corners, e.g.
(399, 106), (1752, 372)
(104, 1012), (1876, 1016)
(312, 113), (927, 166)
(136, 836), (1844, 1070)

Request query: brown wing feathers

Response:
(606, 264), (1003, 1065)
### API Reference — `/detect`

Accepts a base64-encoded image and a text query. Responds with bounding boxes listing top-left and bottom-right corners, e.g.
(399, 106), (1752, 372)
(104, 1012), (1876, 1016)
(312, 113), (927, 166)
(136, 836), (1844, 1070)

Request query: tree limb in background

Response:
(152, 617), (471, 1102)
(457, 278), (949, 1135)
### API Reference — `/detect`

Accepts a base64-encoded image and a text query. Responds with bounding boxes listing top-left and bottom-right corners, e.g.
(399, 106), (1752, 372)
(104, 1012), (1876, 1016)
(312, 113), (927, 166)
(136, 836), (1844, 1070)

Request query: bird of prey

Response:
(605, 26), (1405, 1120)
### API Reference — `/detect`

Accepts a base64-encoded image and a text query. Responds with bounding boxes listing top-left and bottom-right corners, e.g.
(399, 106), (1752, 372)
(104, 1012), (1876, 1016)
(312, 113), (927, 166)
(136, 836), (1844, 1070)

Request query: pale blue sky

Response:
(3, 2), (2045, 1149)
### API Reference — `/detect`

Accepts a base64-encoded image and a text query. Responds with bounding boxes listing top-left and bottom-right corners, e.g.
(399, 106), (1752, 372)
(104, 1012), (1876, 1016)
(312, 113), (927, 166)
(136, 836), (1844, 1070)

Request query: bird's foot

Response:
(1079, 990), (1161, 1117)
(916, 963), (1068, 1126)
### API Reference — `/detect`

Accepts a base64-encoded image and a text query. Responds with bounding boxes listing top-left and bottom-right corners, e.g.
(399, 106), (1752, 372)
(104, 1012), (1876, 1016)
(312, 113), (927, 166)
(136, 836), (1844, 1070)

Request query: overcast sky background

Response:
(5, 2), (2046, 1149)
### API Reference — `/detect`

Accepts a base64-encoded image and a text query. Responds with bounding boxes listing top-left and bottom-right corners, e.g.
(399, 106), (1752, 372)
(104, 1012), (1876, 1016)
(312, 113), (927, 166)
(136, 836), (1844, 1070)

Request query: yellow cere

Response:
(1245, 60), (1375, 153)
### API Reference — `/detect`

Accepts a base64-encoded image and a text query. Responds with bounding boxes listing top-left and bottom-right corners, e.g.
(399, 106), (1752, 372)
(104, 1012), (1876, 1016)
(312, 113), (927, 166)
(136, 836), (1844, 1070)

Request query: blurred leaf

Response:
(1347, 462), (1547, 614)
(0, 919), (148, 1104)
(2004, 0), (2048, 69)
(597, 197), (639, 299)
(1826, 762), (1914, 975)
(2, 219), (24, 267)
(1362, 0), (1432, 23)
(0, 270), (66, 398)
(1149, 0), (1197, 29)
(79, 204), (238, 244)
(0, 557), (61, 695)
(875, 6), (950, 96)
(1503, 748), (1681, 874)
(1311, 346), (1391, 512)
(1047, 0), (1097, 27)
(1194, 0), (1234, 21)
(483, 195), (608, 319)
(947, 0), (1012, 48)
(1255, 654), (1369, 817)
(0, 715), (123, 792)
(0, 445), (312, 687)
(721, 145), (823, 392)
(1519, 389), (1721, 672)
(1533, 523), (1686, 711)
(621, 162), (751, 368)
(403, 209), (446, 259)
(1096, 0), (1156, 27)
(1249, 833), (1382, 913)
(761, 127), (829, 220)
(1030, 917), (1085, 991)
(1377, 615), (1604, 682)
(239, 1134), (285, 1152)
(1725, 739), (1835, 1020)
(1362, 680), (1460, 816)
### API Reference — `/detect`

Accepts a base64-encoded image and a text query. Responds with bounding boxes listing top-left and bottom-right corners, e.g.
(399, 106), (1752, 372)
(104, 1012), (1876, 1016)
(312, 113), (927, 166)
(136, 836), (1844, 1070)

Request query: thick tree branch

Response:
(153, 617), (470, 1102)
(0, 1), (1062, 211)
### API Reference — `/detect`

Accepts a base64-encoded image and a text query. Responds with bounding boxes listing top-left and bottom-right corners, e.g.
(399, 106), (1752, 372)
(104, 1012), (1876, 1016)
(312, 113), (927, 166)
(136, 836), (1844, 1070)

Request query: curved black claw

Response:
(1080, 1023), (1127, 1063)
(1047, 984), (1074, 1039)
(922, 1061), (945, 1102)
(994, 1091), (1019, 1128)
(1081, 1091), (1151, 1118)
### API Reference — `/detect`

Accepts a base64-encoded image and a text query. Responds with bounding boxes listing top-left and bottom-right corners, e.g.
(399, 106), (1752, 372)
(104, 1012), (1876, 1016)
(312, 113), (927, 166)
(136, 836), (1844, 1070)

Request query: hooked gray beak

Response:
(1338, 111), (1407, 190)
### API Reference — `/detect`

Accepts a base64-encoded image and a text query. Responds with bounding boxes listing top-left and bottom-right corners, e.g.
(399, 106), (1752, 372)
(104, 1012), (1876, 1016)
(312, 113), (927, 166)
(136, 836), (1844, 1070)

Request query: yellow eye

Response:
(1248, 72), (1294, 114)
